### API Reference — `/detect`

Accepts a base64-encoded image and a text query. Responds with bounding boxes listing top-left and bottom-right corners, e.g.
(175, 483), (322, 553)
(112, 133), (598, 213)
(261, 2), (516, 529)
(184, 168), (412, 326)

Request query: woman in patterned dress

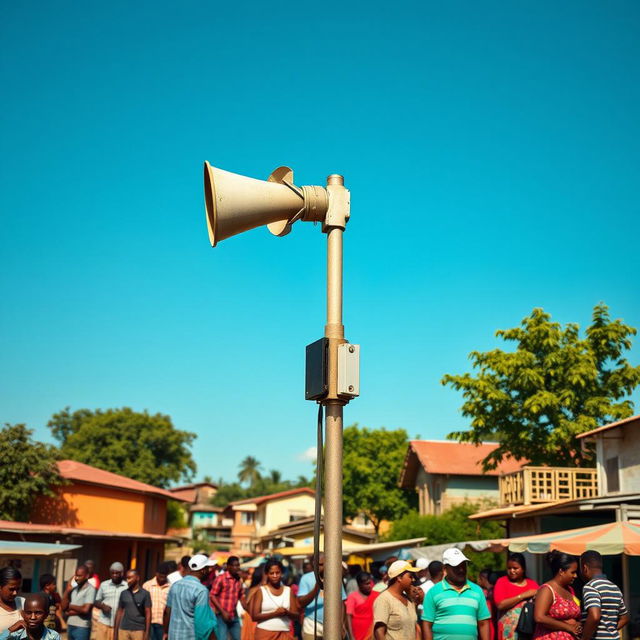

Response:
(494, 553), (539, 640)
(533, 551), (582, 640)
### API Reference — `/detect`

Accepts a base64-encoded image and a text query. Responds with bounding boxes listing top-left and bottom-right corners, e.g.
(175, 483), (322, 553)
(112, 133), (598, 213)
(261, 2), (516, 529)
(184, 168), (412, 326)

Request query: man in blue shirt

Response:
(297, 554), (346, 640)
(165, 554), (218, 640)
(2, 593), (60, 640)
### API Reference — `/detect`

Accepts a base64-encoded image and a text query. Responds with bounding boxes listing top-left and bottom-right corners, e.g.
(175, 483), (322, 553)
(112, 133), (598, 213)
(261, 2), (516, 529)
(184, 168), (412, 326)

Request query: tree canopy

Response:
(0, 423), (62, 520)
(342, 424), (416, 534)
(238, 456), (263, 488)
(211, 462), (311, 507)
(48, 407), (197, 487)
(443, 304), (640, 469)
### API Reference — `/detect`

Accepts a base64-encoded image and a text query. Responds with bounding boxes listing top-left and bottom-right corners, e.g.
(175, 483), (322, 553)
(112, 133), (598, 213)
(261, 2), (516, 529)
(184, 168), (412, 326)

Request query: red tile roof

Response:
(576, 414), (640, 440)
(57, 460), (185, 502)
(399, 440), (524, 487)
(230, 487), (315, 507)
(0, 519), (180, 542)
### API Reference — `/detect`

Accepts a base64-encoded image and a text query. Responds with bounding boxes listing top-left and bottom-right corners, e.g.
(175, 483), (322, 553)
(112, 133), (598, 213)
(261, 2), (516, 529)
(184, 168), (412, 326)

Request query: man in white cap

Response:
(94, 563), (128, 640)
(421, 548), (490, 640)
(373, 560), (420, 640)
(165, 554), (218, 640)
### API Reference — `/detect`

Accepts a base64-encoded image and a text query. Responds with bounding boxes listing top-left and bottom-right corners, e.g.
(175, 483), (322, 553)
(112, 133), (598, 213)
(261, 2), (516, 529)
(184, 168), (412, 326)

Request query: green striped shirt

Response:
(421, 579), (490, 640)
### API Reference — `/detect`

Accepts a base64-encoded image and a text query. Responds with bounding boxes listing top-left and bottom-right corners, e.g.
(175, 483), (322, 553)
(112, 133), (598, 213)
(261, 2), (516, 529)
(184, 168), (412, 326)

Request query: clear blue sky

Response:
(2, 1), (639, 486)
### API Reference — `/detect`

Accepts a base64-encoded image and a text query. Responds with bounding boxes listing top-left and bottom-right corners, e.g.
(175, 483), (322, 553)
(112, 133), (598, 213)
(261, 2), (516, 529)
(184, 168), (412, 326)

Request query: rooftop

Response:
(57, 460), (184, 502)
(576, 414), (640, 440)
(230, 487), (315, 507)
(400, 440), (524, 487)
(0, 519), (180, 542)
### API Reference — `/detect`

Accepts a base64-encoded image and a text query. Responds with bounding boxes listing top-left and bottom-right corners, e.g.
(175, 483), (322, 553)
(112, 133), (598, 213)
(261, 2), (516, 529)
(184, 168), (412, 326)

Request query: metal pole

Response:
(323, 174), (346, 640)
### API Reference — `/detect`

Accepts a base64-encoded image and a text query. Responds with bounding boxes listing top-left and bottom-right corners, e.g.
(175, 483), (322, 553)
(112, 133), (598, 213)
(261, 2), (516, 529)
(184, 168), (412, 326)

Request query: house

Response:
(169, 482), (218, 504)
(0, 460), (184, 586)
(399, 440), (524, 515)
(258, 516), (375, 552)
(229, 488), (316, 553)
(167, 481), (232, 546)
(577, 414), (640, 496)
(469, 415), (640, 592)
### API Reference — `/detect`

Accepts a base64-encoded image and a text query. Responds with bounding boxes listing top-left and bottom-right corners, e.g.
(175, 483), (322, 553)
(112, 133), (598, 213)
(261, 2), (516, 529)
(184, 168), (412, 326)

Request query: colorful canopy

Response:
(501, 520), (640, 556)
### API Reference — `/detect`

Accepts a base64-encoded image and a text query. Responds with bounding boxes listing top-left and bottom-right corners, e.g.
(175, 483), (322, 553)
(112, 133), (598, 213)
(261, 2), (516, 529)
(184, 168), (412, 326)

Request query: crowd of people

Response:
(0, 548), (630, 640)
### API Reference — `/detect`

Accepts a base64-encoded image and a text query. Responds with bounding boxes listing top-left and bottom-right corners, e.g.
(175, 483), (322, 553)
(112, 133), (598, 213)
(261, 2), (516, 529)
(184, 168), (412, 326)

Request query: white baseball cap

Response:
(442, 548), (471, 567)
(415, 558), (429, 570)
(388, 560), (420, 579)
(189, 554), (216, 571)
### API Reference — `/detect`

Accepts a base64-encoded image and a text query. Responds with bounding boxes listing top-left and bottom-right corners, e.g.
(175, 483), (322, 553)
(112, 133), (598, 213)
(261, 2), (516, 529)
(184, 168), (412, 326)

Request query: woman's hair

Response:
(507, 552), (528, 576)
(0, 567), (22, 587)
(546, 550), (577, 575)
(357, 572), (372, 586)
(39, 573), (56, 590)
(250, 566), (264, 588)
(264, 559), (284, 574)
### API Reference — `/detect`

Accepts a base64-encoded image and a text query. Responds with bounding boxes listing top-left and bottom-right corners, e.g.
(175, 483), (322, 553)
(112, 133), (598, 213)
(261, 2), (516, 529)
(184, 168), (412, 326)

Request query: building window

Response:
(241, 512), (255, 525)
(606, 457), (620, 493)
(289, 512), (306, 522)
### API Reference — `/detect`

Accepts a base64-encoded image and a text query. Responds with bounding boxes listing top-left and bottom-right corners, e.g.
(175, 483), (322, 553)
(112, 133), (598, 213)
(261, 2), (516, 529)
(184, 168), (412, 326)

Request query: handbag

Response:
(516, 599), (536, 638)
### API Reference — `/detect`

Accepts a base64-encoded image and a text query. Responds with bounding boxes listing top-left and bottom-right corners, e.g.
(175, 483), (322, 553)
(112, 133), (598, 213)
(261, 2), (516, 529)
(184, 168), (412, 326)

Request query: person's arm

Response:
(113, 605), (125, 640)
(534, 586), (579, 635)
(421, 620), (433, 640)
(617, 614), (630, 630)
(297, 582), (320, 608)
(208, 579), (229, 621)
(373, 594), (389, 640)
(374, 622), (387, 640)
(495, 590), (538, 612)
(494, 578), (537, 612)
(478, 620), (490, 640)
(581, 607), (601, 640)
(145, 604), (151, 640)
(94, 586), (112, 616)
(163, 606), (171, 639)
(249, 589), (287, 622)
(61, 583), (73, 613)
(346, 601), (355, 640)
(67, 586), (95, 617)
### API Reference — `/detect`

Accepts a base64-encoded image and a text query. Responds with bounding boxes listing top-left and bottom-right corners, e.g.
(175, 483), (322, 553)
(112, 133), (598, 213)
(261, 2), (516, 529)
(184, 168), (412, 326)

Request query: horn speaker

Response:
(204, 162), (329, 246)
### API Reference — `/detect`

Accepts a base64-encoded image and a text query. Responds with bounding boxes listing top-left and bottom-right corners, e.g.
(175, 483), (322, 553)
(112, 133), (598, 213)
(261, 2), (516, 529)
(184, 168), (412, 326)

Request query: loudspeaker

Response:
(203, 163), (328, 246)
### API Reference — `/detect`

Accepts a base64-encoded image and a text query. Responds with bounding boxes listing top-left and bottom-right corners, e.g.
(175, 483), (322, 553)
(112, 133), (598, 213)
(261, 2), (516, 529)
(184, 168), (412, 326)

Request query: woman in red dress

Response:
(346, 572), (379, 640)
(493, 553), (539, 640)
(533, 551), (582, 640)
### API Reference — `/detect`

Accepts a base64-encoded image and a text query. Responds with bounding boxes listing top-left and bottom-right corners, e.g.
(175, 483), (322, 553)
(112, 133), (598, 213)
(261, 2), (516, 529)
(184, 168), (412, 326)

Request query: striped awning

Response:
(501, 520), (640, 556)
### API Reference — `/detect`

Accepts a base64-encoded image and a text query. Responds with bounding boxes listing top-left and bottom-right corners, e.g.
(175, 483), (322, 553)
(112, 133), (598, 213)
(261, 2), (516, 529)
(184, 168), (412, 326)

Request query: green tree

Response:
(238, 456), (263, 488)
(211, 481), (248, 507)
(342, 425), (416, 535)
(166, 500), (188, 529)
(49, 407), (196, 487)
(443, 304), (640, 470)
(0, 424), (63, 520)
(384, 502), (505, 577)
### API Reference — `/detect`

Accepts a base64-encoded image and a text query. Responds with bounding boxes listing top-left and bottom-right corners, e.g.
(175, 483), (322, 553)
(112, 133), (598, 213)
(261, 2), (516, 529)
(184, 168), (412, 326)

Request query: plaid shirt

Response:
(210, 572), (244, 617)
(167, 576), (217, 640)
(143, 577), (170, 625)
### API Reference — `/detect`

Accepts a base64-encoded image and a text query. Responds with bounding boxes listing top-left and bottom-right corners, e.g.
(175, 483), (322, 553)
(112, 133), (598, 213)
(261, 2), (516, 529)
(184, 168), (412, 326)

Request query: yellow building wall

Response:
(33, 483), (166, 535)
(257, 494), (315, 537)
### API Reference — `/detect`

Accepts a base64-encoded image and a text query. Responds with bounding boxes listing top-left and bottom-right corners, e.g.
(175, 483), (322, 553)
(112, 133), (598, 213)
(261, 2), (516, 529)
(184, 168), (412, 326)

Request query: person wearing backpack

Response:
(113, 570), (151, 640)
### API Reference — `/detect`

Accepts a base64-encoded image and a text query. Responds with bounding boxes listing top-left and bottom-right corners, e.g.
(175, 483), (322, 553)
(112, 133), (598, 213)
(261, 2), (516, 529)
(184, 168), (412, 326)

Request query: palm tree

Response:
(238, 456), (262, 488)
(296, 475), (311, 488)
(268, 469), (282, 485)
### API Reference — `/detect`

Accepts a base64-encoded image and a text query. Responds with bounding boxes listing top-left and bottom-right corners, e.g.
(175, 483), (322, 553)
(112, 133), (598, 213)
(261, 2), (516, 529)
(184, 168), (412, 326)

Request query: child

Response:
(2, 593), (60, 640)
